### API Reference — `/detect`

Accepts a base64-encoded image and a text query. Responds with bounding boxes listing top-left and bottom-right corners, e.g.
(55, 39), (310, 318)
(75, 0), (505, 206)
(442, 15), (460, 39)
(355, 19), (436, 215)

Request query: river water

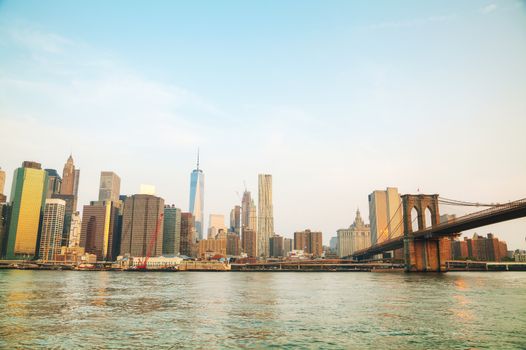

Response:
(0, 270), (524, 349)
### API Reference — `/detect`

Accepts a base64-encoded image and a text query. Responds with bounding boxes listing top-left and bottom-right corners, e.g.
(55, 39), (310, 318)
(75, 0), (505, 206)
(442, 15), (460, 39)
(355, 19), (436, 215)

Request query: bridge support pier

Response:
(404, 237), (450, 272)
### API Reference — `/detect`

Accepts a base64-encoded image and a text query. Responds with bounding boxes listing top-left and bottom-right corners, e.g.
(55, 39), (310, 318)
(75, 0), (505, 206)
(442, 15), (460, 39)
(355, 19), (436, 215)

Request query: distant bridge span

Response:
(352, 196), (526, 272)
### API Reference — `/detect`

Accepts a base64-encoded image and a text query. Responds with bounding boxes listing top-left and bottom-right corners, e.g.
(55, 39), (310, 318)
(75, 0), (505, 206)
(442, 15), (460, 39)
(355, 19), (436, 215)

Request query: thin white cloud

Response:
(7, 26), (72, 53)
(0, 23), (222, 149)
(480, 3), (498, 14)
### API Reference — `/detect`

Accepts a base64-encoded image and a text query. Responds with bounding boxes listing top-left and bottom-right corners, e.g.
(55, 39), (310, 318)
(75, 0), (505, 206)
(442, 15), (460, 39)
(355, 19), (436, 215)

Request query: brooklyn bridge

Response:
(352, 194), (526, 272)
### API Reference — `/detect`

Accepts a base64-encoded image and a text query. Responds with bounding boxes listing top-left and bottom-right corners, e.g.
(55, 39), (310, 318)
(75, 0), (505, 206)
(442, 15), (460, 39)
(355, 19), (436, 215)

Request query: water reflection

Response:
(0, 271), (524, 349)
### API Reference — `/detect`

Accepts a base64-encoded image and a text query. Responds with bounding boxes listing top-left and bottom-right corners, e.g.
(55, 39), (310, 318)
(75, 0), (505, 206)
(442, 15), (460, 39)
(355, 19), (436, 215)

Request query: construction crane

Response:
(136, 213), (164, 270)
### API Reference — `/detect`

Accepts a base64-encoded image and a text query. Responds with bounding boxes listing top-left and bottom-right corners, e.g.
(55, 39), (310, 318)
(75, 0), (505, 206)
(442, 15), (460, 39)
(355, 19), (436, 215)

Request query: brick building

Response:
(451, 233), (508, 261)
(294, 229), (323, 257)
(242, 228), (257, 258)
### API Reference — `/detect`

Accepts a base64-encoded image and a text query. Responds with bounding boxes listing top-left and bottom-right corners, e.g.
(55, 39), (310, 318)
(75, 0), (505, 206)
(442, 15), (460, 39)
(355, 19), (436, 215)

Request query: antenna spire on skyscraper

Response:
(197, 147), (200, 170)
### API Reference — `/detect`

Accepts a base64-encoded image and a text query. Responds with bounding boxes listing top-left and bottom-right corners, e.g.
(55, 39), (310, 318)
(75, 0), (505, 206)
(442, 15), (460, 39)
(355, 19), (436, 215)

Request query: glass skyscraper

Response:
(6, 161), (48, 259)
(189, 151), (204, 241)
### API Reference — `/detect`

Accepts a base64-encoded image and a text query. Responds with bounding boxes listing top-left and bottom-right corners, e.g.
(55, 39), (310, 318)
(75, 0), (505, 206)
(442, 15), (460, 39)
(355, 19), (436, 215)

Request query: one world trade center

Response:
(189, 150), (204, 241)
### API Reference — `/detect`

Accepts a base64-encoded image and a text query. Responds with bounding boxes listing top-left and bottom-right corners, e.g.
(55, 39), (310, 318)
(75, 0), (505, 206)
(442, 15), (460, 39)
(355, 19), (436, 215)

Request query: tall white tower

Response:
(189, 150), (205, 240)
(257, 174), (274, 257)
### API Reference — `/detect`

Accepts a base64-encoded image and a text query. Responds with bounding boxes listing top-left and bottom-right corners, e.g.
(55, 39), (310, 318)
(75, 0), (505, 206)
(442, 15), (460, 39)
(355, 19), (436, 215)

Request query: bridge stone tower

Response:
(401, 194), (451, 272)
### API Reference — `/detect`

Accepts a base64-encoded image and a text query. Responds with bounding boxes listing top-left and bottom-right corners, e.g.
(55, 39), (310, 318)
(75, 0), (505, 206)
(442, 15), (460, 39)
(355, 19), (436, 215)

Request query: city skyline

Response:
(1, 154), (525, 249)
(1, 1), (525, 248)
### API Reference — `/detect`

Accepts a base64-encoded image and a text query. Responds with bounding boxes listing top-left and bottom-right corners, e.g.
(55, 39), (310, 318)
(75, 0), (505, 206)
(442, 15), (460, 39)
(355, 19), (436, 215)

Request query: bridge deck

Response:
(353, 198), (526, 259)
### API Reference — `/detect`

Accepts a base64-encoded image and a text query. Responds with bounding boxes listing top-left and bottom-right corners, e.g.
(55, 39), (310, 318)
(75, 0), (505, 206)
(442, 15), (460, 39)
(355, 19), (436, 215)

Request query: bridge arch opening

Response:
(411, 207), (419, 232)
(424, 207), (433, 228)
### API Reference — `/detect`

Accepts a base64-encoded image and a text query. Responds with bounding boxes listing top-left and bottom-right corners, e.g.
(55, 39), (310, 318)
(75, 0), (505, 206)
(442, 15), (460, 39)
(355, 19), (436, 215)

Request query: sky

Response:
(1, 0), (525, 248)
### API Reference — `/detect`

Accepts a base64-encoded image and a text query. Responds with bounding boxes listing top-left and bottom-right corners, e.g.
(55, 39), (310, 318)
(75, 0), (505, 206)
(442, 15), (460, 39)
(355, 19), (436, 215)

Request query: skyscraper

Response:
(208, 213), (226, 238)
(60, 155), (75, 196)
(226, 232), (240, 256)
(241, 190), (257, 233)
(257, 174), (274, 257)
(163, 205), (181, 256)
(38, 199), (66, 261)
(189, 151), (204, 241)
(0, 167), (6, 203)
(283, 238), (293, 256)
(73, 169), (80, 199)
(230, 205), (241, 236)
(241, 228), (257, 258)
(59, 155), (80, 211)
(180, 212), (196, 257)
(80, 201), (119, 261)
(98, 171), (121, 203)
(368, 187), (403, 245)
(44, 169), (62, 197)
(120, 194), (164, 257)
(269, 235), (284, 257)
(51, 193), (75, 247)
(5, 161), (48, 259)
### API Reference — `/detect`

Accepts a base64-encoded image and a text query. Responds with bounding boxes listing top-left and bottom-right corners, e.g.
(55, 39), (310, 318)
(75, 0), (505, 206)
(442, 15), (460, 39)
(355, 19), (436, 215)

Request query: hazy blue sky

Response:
(1, 0), (525, 247)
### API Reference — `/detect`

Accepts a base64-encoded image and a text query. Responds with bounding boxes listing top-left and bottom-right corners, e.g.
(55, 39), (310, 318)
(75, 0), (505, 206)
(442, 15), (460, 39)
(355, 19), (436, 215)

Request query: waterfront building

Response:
(230, 205), (241, 236)
(54, 246), (86, 264)
(227, 231), (240, 256)
(337, 209), (371, 258)
(38, 199), (66, 261)
(514, 250), (526, 262)
(310, 231), (323, 257)
(98, 171), (121, 203)
(80, 201), (120, 261)
(68, 211), (82, 247)
(269, 235), (284, 257)
(5, 161), (48, 259)
(197, 232), (227, 259)
(120, 194), (165, 258)
(294, 231), (307, 251)
(44, 169), (62, 197)
(258, 174), (274, 257)
(451, 239), (469, 260)
(456, 233), (508, 261)
(368, 187), (403, 245)
(283, 238), (293, 256)
(294, 229), (323, 257)
(163, 205), (181, 256)
(126, 255), (184, 269)
(242, 228), (257, 258)
(208, 213), (226, 239)
(180, 212), (196, 257)
(189, 151), (204, 241)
